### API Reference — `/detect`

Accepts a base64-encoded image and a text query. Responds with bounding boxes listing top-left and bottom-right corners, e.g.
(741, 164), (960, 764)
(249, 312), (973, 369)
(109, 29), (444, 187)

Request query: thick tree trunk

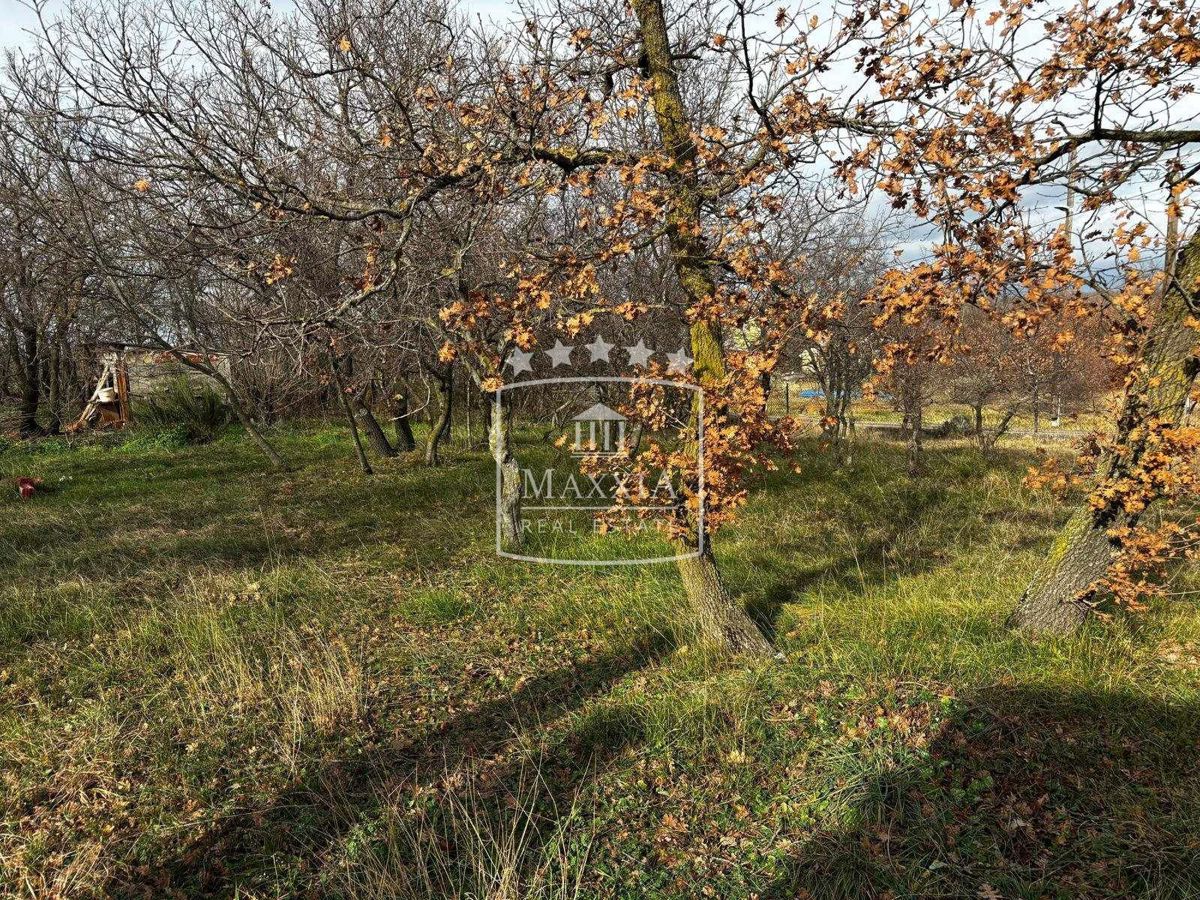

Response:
(354, 402), (397, 458)
(491, 392), (522, 548)
(632, 0), (770, 656)
(1008, 506), (1108, 632)
(1009, 229), (1200, 635)
(425, 368), (453, 467)
(677, 548), (772, 655)
(391, 391), (417, 452)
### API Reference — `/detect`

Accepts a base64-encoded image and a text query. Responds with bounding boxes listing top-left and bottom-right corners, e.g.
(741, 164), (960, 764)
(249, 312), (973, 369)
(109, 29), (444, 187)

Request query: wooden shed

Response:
(74, 343), (231, 430)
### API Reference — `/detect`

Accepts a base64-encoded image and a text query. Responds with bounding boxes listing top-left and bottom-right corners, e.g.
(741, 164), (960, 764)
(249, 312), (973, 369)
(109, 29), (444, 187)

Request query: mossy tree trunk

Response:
(1009, 229), (1200, 635)
(676, 547), (776, 654)
(631, 0), (771, 657)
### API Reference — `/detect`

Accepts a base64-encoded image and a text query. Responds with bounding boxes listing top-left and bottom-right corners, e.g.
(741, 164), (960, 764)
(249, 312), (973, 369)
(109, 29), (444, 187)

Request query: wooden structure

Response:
(75, 352), (131, 429)
(73, 343), (230, 431)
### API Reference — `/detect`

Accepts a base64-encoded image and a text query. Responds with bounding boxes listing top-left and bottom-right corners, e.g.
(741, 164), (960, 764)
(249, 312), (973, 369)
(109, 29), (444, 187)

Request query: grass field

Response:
(2, 425), (1199, 898)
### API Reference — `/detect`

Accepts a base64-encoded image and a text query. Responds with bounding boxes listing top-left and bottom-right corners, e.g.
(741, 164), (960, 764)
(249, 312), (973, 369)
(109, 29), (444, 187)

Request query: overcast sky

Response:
(0, 0), (40, 48)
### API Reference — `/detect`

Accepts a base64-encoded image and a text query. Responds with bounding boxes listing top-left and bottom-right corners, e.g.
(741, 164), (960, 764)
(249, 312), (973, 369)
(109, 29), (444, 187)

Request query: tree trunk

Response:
(355, 401), (397, 458)
(1008, 506), (1107, 632)
(823, 354), (851, 442)
(491, 392), (522, 548)
(907, 401), (923, 474)
(391, 391), (417, 452)
(227, 396), (288, 471)
(155, 341), (287, 471)
(17, 325), (42, 438)
(332, 357), (373, 476)
(474, 387), (492, 450)
(425, 368), (453, 467)
(628, 422), (645, 456)
(46, 336), (63, 436)
(632, 0), (770, 657)
(677, 547), (773, 655)
(1009, 229), (1200, 635)
(822, 391), (840, 440)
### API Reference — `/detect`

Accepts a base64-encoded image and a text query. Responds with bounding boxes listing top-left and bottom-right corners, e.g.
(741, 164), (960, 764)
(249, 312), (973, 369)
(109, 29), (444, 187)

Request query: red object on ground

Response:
(16, 477), (40, 500)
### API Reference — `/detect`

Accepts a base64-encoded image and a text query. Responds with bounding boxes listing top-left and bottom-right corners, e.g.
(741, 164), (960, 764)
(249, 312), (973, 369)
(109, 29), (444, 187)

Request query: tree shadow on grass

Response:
(765, 683), (1200, 899)
(117, 633), (671, 897)
(739, 519), (960, 641)
(744, 541), (903, 640)
(735, 440), (1058, 639)
(340, 672), (653, 898)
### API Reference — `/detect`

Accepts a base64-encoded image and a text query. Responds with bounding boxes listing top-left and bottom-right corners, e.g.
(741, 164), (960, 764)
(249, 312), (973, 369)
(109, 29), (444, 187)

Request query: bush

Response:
(135, 378), (233, 445)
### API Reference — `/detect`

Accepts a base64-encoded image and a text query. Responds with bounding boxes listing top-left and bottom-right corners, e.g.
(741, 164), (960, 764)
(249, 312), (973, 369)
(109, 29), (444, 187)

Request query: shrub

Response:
(135, 378), (233, 444)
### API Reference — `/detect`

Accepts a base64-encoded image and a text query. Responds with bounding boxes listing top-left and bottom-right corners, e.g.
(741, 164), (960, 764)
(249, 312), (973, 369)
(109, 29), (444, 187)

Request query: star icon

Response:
(544, 339), (574, 368)
(624, 338), (653, 367)
(666, 347), (693, 374)
(505, 348), (534, 377)
(586, 334), (614, 364)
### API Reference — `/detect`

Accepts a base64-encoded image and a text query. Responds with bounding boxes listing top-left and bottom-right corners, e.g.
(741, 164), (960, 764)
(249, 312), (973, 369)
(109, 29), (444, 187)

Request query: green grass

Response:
(1, 422), (1198, 898)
